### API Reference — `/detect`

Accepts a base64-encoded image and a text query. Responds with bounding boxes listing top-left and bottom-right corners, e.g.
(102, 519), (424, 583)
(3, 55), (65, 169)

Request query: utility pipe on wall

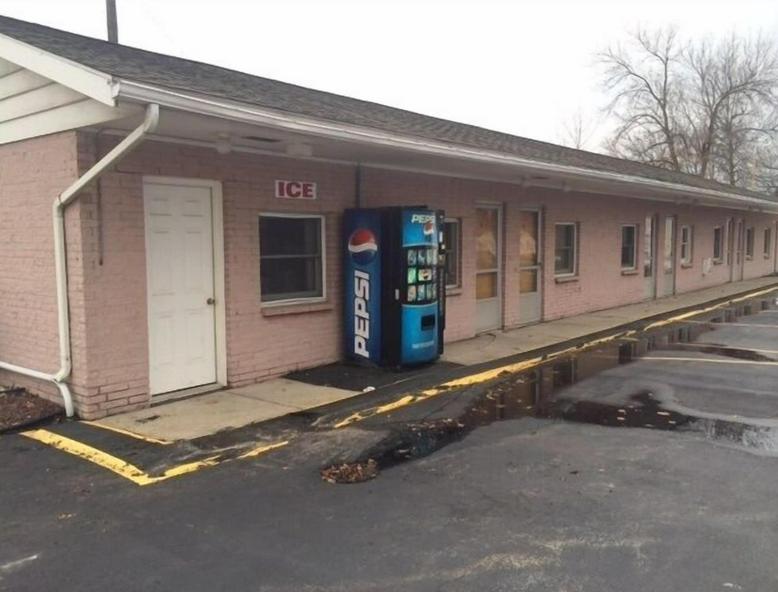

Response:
(0, 104), (160, 417)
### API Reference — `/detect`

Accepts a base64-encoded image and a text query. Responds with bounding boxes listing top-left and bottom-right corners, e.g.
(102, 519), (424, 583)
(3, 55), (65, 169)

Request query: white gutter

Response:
(117, 80), (778, 213)
(0, 104), (159, 417)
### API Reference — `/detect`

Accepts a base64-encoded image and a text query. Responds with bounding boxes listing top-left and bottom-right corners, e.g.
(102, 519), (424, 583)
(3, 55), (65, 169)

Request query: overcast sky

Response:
(3, 0), (777, 150)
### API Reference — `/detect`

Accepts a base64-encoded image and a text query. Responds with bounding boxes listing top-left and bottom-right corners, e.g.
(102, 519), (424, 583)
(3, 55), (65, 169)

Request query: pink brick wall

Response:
(73, 136), (357, 417)
(8, 133), (775, 418)
(0, 132), (95, 410)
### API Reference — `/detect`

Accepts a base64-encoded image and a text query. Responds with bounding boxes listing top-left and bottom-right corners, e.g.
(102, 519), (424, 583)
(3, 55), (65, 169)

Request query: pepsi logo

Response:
(423, 221), (434, 236)
(348, 228), (378, 264)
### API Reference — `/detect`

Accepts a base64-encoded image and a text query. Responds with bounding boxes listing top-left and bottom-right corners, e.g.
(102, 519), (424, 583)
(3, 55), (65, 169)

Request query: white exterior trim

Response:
(554, 222), (578, 278)
(0, 33), (115, 105)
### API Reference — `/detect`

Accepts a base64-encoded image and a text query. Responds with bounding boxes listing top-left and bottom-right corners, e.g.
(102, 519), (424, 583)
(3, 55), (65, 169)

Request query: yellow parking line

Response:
(334, 285), (778, 428)
(643, 356), (778, 366)
(672, 343), (778, 355)
(21, 429), (288, 486)
(80, 420), (173, 446)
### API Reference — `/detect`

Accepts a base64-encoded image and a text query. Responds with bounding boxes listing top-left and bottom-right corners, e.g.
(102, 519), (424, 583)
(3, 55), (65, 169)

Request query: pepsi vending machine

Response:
(344, 206), (446, 367)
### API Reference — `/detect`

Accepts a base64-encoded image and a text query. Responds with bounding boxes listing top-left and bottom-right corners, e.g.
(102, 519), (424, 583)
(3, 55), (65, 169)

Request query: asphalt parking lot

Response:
(2, 294), (778, 591)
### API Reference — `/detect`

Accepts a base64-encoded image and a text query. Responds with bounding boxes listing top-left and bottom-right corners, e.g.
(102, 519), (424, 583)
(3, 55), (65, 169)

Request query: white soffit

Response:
(0, 50), (138, 145)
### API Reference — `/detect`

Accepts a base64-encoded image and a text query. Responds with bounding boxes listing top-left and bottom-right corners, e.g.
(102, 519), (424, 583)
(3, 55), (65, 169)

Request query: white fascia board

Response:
(117, 79), (778, 213)
(0, 33), (115, 106)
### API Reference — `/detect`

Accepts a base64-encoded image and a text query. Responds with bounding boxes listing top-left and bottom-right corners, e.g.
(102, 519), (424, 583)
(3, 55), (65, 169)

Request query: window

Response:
(745, 227), (755, 259)
(442, 218), (461, 288)
(259, 214), (324, 303)
(554, 223), (577, 276)
(764, 228), (772, 258)
(713, 226), (723, 261)
(620, 224), (637, 270)
(680, 225), (693, 266)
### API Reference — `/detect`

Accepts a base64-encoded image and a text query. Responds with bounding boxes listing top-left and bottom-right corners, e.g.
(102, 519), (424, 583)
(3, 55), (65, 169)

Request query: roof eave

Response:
(116, 79), (778, 213)
(0, 32), (116, 106)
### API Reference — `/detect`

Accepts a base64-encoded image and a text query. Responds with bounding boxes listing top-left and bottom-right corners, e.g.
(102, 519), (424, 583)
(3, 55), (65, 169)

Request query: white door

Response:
(144, 182), (217, 395)
(475, 205), (502, 332)
(519, 209), (542, 324)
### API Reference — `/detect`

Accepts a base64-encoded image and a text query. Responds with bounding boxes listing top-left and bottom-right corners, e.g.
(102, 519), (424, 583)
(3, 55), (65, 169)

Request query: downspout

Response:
(0, 104), (160, 417)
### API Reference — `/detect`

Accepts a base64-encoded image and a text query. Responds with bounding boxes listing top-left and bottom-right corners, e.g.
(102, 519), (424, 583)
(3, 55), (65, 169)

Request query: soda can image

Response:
(407, 249), (417, 265)
(407, 285), (417, 302)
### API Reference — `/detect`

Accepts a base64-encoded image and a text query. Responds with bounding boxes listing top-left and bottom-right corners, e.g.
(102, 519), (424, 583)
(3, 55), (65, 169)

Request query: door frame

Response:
(644, 213), (658, 300)
(142, 176), (228, 393)
(662, 214), (677, 297)
(728, 217), (745, 282)
(774, 221), (778, 274)
(518, 206), (543, 325)
(474, 202), (504, 333)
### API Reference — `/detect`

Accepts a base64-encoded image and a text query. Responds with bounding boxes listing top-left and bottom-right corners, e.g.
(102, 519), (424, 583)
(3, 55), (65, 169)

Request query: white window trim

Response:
(444, 217), (462, 289)
(620, 224), (638, 271)
(259, 212), (327, 307)
(554, 222), (578, 277)
(680, 224), (693, 266)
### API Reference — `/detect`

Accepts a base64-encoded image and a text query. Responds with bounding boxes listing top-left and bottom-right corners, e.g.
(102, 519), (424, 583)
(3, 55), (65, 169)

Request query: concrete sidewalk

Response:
(96, 276), (778, 441)
(97, 379), (358, 441)
(443, 276), (778, 365)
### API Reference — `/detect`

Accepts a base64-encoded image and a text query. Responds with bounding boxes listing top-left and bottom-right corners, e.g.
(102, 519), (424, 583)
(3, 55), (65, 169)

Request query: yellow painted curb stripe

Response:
(21, 429), (155, 485)
(333, 284), (778, 428)
(80, 420), (173, 446)
(21, 429), (288, 486)
(236, 441), (289, 459)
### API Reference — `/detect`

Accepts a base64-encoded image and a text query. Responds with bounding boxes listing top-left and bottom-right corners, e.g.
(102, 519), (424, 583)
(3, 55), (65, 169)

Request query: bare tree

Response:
(558, 109), (596, 150)
(599, 27), (778, 192)
(600, 27), (685, 170)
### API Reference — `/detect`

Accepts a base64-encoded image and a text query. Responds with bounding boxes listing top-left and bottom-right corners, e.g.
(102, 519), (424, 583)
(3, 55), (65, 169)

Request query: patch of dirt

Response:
(321, 459), (379, 484)
(0, 388), (63, 433)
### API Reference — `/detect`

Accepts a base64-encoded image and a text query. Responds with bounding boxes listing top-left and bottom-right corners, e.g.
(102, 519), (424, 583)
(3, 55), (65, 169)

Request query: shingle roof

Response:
(0, 14), (774, 202)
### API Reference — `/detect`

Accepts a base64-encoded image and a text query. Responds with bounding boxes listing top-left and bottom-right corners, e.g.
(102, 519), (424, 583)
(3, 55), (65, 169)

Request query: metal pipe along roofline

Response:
(116, 80), (778, 213)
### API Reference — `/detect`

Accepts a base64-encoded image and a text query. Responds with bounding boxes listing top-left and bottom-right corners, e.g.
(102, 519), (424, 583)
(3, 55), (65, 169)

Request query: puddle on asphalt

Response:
(322, 295), (778, 483)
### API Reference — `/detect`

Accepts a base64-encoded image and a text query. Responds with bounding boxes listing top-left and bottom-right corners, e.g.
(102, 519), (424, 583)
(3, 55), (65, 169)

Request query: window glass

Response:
(713, 227), (723, 260)
(443, 219), (461, 288)
(519, 211), (539, 267)
(680, 225), (693, 265)
(259, 215), (323, 302)
(621, 225), (637, 269)
(746, 227), (755, 258)
(476, 209), (498, 270)
(555, 223), (576, 275)
(765, 228), (772, 257)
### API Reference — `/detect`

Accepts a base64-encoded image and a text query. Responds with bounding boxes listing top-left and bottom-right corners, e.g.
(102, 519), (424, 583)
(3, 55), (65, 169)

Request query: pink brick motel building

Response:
(1, 15), (778, 419)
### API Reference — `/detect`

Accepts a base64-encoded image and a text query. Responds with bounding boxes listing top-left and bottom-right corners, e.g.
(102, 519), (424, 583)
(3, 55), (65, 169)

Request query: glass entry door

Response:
(519, 209), (542, 324)
(475, 205), (502, 332)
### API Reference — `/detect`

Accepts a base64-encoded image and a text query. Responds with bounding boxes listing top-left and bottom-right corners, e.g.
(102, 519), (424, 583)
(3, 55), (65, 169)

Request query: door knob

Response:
(206, 297), (215, 305)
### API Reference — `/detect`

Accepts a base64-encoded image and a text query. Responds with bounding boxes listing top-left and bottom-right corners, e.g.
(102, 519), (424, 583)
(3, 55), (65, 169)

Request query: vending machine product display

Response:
(344, 206), (446, 366)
